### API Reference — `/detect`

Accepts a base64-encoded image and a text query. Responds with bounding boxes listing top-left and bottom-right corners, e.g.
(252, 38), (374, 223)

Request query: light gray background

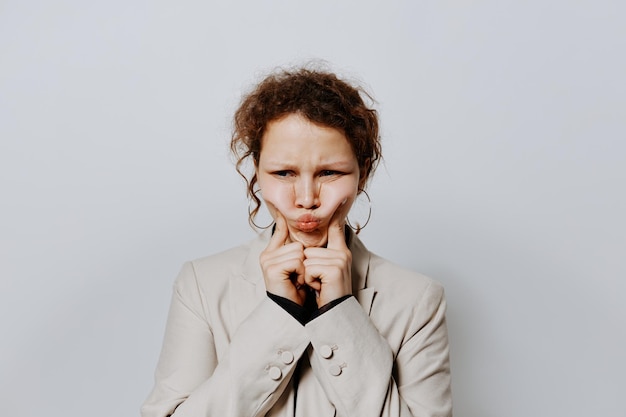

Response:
(1, 1), (624, 416)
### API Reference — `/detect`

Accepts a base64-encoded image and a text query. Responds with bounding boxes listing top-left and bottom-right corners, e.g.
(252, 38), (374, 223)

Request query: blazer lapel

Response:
(229, 230), (270, 331)
(349, 230), (376, 315)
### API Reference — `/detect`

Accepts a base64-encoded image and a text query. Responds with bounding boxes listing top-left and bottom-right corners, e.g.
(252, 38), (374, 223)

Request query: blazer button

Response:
(319, 345), (333, 359)
(329, 364), (342, 376)
(281, 351), (294, 364)
(268, 366), (282, 380)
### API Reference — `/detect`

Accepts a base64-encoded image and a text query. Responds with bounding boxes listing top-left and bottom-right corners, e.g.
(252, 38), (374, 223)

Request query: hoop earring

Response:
(346, 190), (372, 235)
(248, 189), (274, 230)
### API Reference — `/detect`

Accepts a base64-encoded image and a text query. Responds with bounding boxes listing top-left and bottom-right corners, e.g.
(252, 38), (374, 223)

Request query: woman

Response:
(141, 67), (452, 417)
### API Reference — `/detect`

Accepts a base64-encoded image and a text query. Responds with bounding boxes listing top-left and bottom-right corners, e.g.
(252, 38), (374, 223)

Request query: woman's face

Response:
(256, 113), (362, 248)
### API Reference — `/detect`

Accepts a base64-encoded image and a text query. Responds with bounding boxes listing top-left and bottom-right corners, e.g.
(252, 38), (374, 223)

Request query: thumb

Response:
(327, 201), (348, 250)
(267, 210), (288, 250)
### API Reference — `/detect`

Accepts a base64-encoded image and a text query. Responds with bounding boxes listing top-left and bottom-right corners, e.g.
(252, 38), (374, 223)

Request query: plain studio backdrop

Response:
(1, 1), (624, 416)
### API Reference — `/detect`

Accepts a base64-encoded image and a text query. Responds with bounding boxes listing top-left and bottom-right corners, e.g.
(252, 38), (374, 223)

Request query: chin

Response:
(290, 229), (328, 248)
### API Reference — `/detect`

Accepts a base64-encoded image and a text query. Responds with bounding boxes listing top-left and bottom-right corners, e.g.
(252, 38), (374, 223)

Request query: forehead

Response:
(260, 114), (355, 161)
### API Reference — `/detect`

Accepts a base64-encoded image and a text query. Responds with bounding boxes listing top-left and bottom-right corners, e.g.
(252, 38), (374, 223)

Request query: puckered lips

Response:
(294, 214), (321, 232)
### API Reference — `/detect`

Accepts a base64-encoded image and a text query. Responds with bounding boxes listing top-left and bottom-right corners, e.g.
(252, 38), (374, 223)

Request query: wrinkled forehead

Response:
(259, 113), (355, 157)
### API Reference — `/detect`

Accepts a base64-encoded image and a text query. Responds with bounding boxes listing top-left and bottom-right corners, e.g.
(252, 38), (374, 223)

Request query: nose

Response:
(294, 177), (320, 209)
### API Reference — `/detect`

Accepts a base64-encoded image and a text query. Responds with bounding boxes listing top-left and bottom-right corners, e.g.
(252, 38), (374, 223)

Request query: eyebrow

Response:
(261, 160), (356, 170)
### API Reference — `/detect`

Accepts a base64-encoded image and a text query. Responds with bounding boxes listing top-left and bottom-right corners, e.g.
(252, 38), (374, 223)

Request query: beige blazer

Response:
(141, 230), (452, 417)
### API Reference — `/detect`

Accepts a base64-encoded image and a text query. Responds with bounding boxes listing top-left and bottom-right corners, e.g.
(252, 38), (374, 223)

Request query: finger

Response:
(295, 270), (307, 288)
(304, 249), (348, 268)
(266, 243), (305, 265)
(266, 210), (288, 251)
(303, 269), (322, 291)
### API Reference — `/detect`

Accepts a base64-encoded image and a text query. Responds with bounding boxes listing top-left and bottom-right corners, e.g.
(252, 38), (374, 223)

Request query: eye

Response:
(273, 170), (294, 178)
(320, 170), (340, 177)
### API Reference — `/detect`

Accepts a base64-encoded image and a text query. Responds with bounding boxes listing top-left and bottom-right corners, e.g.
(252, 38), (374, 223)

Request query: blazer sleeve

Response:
(304, 281), (452, 417)
(141, 262), (311, 417)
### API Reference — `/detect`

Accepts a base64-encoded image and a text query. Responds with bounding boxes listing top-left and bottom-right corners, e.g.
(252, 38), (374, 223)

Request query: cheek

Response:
(320, 180), (359, 215)
(258, 180), (294, 214)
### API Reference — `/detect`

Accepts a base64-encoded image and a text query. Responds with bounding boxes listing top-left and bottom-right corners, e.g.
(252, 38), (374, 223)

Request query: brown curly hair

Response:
(230, 66), (381, 229)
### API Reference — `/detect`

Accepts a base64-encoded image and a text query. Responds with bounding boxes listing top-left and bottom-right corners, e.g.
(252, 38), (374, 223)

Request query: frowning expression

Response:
(256, 113), (362, 248)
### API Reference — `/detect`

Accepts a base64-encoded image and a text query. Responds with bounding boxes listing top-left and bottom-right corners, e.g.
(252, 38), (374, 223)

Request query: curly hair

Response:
(230, 66), (381, 229)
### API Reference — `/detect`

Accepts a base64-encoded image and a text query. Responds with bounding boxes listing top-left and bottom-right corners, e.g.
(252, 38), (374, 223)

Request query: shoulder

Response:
(350, 231), (444, 306)
(364, 252), (447, 349)
(365, 251), (446, 332)
(189, 240), (254, 277)
(367, 251), (444, 300)
(173, 232), (267, 293)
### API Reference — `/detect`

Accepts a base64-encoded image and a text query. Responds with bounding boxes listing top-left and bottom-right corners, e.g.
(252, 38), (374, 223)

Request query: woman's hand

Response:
(303, 211), (352, 308)
(259, 212), (308, 306)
